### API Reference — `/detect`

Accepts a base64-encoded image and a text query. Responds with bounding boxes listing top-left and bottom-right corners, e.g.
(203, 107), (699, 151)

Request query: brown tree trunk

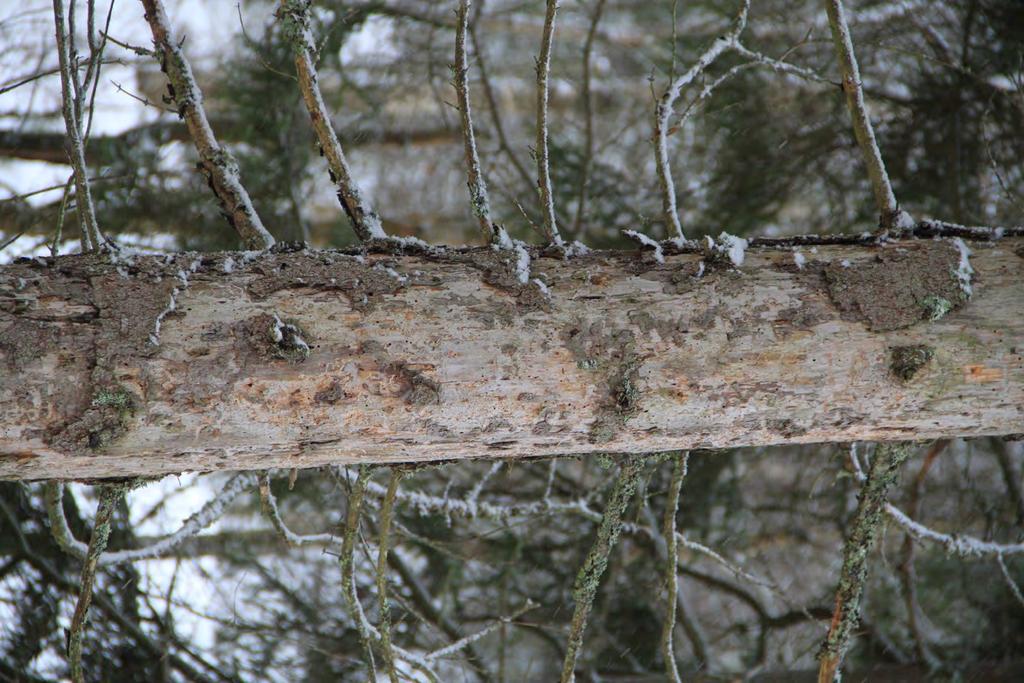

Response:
(1, 236), (1021, 480)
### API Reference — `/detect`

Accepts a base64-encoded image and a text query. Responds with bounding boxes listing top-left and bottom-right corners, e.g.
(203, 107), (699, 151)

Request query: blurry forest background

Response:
(1, 0), (1023, 680)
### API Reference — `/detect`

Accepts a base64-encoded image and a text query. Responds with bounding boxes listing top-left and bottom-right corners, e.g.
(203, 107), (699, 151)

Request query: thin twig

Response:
(340, 465), (378, 677)
(661, 452), (688, 682)
(139, 0), (275, 250)
(52, 0), (102, 252)
(278, 0), (387, 242)
(572, 0), (606, 238)
(376, 468), (405, 683)
(560, 455), (646, 683)
(534, 0), (565, 248)
(654, 0), (750, 243)
(454, 0), (508, 246)
(824, 0), (911, 233)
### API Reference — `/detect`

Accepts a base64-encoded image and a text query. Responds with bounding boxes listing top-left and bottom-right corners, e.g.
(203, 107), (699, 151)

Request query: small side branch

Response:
(68, 482), (129, 683)
(534, 0), (565, 248)
(278, 0), (387, 242)
(52, 0), (102, 252)
(653, 0), (750, 242)
(818, 442), (912, 683)
(824, 0), (910, 233)
(560, 455), (646, 683)
(454, 0), (507, 246)
(139, 0), (275, 250)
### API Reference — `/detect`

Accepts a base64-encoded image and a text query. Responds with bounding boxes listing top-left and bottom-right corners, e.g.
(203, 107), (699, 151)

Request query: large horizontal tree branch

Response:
(0, 233), (1022, 480)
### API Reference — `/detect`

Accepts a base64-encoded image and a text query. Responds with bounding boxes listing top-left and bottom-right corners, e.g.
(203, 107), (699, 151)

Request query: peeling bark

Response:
(1, 237), (1022, 480)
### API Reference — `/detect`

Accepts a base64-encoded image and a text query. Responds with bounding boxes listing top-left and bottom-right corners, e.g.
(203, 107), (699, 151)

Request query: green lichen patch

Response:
(52, 385), (139, 452)
(890, 344), (935, 381)
(824, 241), (970, 332)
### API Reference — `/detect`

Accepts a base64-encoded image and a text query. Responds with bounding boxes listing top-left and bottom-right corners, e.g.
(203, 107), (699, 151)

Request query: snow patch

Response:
(793, 251), (806, 269)
(149, 258), (202, 346)
(951, 237), (973, 298)
(711, 232), (748, 267)
(513, 241), (531, 284)
(623, 230), (664, 264)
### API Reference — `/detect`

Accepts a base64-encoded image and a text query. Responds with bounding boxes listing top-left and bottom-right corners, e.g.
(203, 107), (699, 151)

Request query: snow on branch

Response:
(654, 0), (750, 243)
(258, 471), (336, 547)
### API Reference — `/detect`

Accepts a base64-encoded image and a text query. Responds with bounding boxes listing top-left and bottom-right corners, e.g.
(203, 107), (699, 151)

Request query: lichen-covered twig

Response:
(340, 465), (377, 676)
(560, 455), (646, 683)
(375, 468), (404, 683)
(454, 0), (509, 247)
(68, 482), (129, 683)
(52, 0), (102, 252)
(818, 442), (912, 683)
(278, 0), (387, 242)
(654, 0), (749, 243)
(534, 0), (565, 248)
(139, 0), (275, 250)
(661, 452), (688, 682)
(824, 0), (911, 234)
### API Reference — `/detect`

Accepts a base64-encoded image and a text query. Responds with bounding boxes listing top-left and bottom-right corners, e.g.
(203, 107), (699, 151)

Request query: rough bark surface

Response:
(1, 237), (1022, 480)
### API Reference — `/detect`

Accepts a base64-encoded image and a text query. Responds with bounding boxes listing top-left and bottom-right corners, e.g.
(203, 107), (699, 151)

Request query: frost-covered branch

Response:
(68, 482), (128, 683)
(560, 456), (646, 683)
(139, 0), (275, 250)
(52, 0), (102, 253)
(824, 0), (912, 234)
(454, 0), (509, 247)
(534, 0), (565, 248)
(654, 0), (749, 243)
(819, 443), (912, 683)
(278, 0), (387, 242)
(45, 473), (256, 565)
(424, 599), (535, 662)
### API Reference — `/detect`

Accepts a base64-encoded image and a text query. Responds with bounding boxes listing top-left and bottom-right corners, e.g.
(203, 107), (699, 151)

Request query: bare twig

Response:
(824, 0), (912, 234)
(278, 0), (387, 242)
(52, 0), (102, 252)
(139, 0), (275, 250)
(68, 482), (130, 683)
(560, 456), (646, 683)
(818, 442), (912, 683)
(340, 465), (377, 677)
(572, 0), (606, 238)
(454, 0), (509, 246)
(897, 440), (947, 666)
(534, 0), (565, 248)
(654, 0), (750, 243)
(258, 471), (336, 547)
